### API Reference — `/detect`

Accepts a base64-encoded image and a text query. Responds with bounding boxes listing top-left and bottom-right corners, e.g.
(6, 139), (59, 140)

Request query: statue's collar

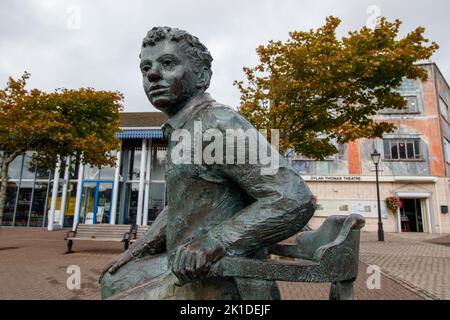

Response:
(163, 92), (215, 131)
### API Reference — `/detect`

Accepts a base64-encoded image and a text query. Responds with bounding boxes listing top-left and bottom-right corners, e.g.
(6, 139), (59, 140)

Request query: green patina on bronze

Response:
(100, 27), (319, 300)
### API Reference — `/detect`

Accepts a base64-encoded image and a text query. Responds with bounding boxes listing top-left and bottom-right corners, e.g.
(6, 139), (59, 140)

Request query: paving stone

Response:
(359, 232), (450, 300)
(0, 228), (430, 300)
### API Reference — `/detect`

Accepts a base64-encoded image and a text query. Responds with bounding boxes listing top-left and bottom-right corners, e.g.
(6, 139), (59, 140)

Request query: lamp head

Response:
(371, 149), (381, 165)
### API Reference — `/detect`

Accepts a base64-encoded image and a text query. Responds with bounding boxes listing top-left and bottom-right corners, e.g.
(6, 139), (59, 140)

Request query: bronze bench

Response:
(210, 214), (366, 300)
(110, 214), (365, 300)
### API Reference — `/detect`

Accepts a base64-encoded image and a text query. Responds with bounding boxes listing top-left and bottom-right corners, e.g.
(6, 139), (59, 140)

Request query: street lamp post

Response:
(371, 149), (385, 242)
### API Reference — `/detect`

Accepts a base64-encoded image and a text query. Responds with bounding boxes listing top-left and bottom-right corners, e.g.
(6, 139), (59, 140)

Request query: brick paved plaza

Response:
(359, 232), (450, 300)
(1, 227), (448, 300)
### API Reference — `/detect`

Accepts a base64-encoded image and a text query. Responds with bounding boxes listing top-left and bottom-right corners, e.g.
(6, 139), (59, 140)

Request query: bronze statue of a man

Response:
(100, 27), (316, 300)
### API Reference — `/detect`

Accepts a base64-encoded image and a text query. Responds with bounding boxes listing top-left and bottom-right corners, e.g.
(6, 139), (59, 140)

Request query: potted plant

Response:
(385, 196), (403, 214)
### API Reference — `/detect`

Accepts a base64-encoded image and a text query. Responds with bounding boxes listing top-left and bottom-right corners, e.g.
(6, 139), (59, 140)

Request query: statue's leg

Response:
(100, 253), (168, 299)
(234, 279), (280, 300)
(329, 279), (355, 300)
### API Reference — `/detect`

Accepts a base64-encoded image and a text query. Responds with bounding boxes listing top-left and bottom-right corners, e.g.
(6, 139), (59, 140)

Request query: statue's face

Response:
(140, 39), (200, 116)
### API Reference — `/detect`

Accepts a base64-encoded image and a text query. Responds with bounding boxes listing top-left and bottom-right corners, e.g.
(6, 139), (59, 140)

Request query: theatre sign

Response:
(308, 176), (362, 182)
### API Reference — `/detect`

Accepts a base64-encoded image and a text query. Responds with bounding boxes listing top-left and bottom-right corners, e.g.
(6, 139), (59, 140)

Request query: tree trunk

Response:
(0, 152), (19, 225)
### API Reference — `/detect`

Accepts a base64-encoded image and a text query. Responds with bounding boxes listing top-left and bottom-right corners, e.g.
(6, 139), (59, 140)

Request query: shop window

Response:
(130, 149), (142, 181)
(125, 182), (139, 224)
(84, 166), (100, 180)
(99, 151), (118, 180)
(29, 182), (50, 227)
(36, 165), (51, 179)
(8, 155), (24, 179)
(14, 181), (34, 227)
(383, 139), (422, 161)
(1, 184), (18, 226)
(22, 152), (36, 180)
(151, 148), (167, 181)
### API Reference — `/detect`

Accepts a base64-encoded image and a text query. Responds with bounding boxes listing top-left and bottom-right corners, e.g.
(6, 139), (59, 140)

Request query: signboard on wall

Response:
(315, 199), (389, 219)
(310, 176), (362, 182)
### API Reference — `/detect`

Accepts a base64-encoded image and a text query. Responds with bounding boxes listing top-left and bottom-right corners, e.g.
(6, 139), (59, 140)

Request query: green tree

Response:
(235, 17), (439, 159)
(0, 72), (123, 224)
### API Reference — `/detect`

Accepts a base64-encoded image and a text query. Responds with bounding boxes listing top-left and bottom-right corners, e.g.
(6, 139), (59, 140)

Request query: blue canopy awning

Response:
(116, 129), (163, 140)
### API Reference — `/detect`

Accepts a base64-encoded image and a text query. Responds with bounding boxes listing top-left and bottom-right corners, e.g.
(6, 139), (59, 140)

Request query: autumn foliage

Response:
(0, 72), (123, 222)
(235, 17), (439, 159)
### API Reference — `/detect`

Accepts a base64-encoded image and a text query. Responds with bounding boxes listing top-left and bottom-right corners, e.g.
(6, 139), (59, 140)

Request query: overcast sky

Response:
(1, 0), (449, 112)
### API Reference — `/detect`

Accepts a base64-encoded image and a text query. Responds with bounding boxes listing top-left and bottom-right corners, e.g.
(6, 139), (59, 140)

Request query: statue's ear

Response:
(196, 67), (211, 89)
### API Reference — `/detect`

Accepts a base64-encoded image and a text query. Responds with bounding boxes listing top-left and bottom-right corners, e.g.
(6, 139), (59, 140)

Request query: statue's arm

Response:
(209, 163), (316, 257)
(203, 106), (316, 257)
(100, 206), (168, 278)
(131, 206), (168, 255)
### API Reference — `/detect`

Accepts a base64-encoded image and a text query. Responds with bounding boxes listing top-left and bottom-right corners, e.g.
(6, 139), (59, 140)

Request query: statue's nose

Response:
(147, 69), (161, 82)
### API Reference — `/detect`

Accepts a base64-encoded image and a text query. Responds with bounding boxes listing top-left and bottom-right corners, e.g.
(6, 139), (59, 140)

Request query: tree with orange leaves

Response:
(0, 72), (123, 223)
(235, 17), (439, 159)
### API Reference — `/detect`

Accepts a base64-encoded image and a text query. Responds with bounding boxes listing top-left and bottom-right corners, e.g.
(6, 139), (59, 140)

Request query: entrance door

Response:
(79, 181), (113, 224)
(400, 199), (424, 233)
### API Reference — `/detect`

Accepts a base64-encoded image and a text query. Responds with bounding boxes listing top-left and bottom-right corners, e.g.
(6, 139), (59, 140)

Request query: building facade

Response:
(0, 112), (169, 230)
(1, 63), (450, 234)
(293, 63), (450, 234)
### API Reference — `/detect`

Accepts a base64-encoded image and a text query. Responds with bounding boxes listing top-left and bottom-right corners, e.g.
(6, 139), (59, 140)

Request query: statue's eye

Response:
(162, 59), (173, 67)
(142, 66), (151, 73)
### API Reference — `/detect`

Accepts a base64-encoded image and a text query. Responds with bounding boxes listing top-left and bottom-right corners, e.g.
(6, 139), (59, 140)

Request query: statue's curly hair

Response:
(142, 27), (213, 89)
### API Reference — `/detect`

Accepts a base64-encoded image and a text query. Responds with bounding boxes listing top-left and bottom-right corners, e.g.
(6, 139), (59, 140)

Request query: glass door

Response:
(79, 181), (113, 224)
(97, 183), (113, 224)
(80, 182), (96, 224)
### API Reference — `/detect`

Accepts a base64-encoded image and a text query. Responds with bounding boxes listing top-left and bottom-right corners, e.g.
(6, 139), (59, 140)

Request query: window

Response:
(8, 155), (24, 179)
(444, 139), (450, 164)
(380, 96), (420, 114)
(384, 139), (422, 161)
(439, 97), (449, 121)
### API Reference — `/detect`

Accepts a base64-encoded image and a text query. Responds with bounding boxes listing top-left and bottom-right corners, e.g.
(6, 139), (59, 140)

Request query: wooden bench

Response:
(65, 224), (133, 254)
(125, 224), (152, 246)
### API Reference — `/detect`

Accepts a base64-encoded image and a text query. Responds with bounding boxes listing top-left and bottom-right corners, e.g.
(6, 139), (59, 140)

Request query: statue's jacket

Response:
(103, 92), (316, 300)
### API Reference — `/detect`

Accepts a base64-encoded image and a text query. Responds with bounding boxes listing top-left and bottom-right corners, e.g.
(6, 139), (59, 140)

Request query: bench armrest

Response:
(122, 232), (131, 242)
(268, 214), (365, 261)
(65, 231), (76, 240)
(231, 215), (366, 283)
(312, 214), (365, 261)
(122, 225), (137, 242)
(209, 256), (319, 282)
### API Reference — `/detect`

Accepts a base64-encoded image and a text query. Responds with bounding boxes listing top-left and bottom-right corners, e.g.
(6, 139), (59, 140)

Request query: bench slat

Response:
(67, 238), (124, 242)
(71, 224), (132, 241)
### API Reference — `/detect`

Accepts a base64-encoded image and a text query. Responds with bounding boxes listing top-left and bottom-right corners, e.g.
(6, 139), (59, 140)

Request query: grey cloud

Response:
(0, 0), (448, 112)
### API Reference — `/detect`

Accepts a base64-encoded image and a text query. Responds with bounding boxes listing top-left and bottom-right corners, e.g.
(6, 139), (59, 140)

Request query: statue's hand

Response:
(99, 249), (134, 283)
(171, 235), (226, 284)
(99, 238), (158, 283)
(99, 208), (168, 284)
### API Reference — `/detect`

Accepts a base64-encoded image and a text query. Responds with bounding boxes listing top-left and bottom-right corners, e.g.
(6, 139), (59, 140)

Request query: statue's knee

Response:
(100, 271), (117, 299)
(100, 270), (133, 299)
